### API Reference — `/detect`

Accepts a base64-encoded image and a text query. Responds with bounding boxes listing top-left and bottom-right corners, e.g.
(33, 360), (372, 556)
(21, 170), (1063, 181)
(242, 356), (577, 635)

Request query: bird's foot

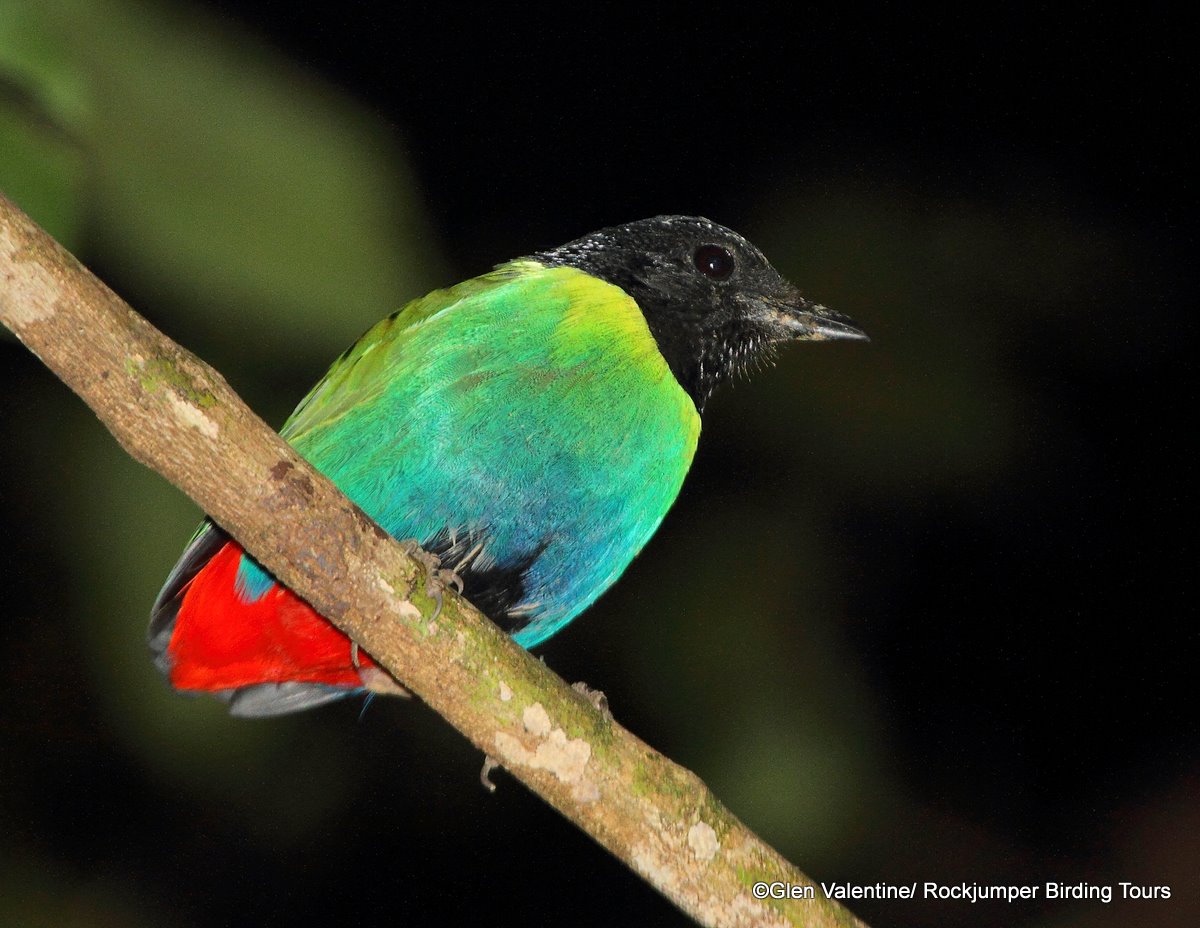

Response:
(351, 642), (411, 697)
(480, 755), (502, 793)
(572, 681), (613, 721)
(355, 663), (412, 699)
(400, 541), (465, 621)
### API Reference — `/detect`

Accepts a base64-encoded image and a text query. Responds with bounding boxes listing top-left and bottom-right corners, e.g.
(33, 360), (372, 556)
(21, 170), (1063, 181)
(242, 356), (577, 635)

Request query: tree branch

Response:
(0, 190), (867, 928)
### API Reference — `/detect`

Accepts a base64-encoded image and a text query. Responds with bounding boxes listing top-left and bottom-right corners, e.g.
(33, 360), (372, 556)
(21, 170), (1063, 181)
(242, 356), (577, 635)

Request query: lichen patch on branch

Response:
(166, 390), (220, 438)
(493, 701), (598, 802)
(688, 821), (720, 861)
(523, 702), (552, 737)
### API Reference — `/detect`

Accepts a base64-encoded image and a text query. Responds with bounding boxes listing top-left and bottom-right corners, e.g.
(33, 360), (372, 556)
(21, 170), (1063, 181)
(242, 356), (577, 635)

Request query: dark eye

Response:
(693, 244), (735, 281)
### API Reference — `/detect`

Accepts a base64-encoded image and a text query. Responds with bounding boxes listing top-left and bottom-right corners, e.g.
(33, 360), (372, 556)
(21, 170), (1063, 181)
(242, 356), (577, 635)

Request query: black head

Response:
(533, 215), (866, 409)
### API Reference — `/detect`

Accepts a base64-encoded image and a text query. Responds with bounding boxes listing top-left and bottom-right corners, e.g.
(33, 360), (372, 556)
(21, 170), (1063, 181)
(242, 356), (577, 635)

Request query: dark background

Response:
(1, 3), (1195, 926)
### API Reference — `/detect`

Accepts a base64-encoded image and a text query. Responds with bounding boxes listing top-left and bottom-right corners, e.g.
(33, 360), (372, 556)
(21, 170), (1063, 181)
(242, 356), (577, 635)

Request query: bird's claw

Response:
(480, 755), (501, 793)
(350, 640), (411, 697)
(400, 541), (465, 622)
(572, 681), (613, 721)
(354, 658), (412, 699)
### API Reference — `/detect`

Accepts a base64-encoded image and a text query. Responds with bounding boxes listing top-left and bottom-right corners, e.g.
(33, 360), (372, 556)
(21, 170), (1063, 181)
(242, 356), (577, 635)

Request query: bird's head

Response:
(534, 215), (866, 409)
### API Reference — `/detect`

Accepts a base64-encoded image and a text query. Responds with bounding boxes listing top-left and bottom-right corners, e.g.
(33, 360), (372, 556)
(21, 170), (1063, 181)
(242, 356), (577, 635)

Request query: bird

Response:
(148, 215), (866, 717)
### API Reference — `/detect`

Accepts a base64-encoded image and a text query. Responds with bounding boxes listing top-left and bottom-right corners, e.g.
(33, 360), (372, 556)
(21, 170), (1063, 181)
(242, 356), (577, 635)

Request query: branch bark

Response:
(0, 190), (867, 928)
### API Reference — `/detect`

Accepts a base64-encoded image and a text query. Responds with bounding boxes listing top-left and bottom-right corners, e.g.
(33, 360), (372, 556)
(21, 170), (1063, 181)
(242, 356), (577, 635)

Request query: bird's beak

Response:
(767, 295), (868, 342)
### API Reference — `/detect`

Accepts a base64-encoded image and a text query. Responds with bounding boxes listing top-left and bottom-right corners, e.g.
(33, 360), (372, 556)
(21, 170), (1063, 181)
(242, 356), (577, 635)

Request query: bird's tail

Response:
(148, 521), (374, 716)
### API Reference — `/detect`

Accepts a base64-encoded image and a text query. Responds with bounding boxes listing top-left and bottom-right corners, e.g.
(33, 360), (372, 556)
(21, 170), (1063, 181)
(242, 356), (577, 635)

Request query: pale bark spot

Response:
(166, 391), (218, 438)
(522, 702), (552, 737)
(687, 821), (719, 861)
(0, 227), (58, 328)
(492, 701), (596, 800)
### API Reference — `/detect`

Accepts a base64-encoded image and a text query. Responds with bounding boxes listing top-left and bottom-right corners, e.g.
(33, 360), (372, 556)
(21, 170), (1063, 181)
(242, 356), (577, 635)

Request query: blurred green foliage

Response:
(0, 2), (88, 246)
(1, 0), (441, 348)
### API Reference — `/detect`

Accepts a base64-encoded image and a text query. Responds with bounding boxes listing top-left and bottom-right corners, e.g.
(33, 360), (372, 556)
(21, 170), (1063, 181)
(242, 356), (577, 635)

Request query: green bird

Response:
(149, 215), (866, 716)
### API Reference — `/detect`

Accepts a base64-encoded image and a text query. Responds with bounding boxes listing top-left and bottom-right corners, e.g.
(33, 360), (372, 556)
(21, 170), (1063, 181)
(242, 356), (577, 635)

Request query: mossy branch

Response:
(0, 190), (867, 928)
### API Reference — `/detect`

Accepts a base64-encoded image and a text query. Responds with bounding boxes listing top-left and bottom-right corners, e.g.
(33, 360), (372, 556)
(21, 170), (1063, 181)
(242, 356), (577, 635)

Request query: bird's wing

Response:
(279, 262), (534, 443)
(271, 260), (555, 633)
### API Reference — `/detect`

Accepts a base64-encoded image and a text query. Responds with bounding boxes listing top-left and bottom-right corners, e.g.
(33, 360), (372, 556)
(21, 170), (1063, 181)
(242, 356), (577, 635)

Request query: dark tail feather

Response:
(148, 520), (228, 677)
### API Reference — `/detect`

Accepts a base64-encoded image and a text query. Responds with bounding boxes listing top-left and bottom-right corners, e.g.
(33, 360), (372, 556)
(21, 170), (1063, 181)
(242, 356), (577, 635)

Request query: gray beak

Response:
(768, 296), (869, 342)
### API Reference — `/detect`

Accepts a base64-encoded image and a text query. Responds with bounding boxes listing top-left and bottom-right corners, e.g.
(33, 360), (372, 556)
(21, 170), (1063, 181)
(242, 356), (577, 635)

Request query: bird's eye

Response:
(693, 244), (735, 281)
